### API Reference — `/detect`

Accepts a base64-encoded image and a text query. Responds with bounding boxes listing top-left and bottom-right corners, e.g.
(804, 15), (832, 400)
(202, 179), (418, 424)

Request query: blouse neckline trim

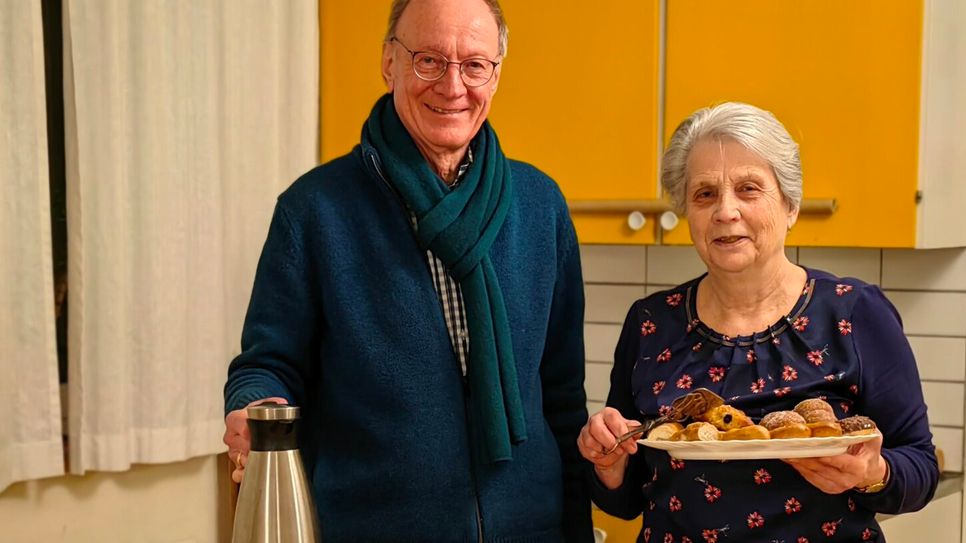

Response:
(684, 270), (816, 348)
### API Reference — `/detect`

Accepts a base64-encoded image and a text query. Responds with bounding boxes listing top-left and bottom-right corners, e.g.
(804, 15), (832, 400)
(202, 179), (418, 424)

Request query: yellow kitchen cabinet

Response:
(490, 1), (662, 244)
(593, 507), (640, 542)
(319, 1), (386, 163)
(319, 1), (663, 245)
(662, 0), (966, 248)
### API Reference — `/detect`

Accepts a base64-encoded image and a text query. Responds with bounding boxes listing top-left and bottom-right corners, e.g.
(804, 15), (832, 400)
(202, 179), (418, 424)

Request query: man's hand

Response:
(223, 397), (289, 483)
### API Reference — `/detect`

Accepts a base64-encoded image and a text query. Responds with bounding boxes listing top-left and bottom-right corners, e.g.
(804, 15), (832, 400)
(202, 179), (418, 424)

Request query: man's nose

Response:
(434, 62), (467, 95)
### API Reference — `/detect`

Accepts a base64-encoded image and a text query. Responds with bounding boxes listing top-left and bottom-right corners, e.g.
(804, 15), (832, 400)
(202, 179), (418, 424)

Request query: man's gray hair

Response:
(385, 0), (509, 57)
(661, 102), (802, 214)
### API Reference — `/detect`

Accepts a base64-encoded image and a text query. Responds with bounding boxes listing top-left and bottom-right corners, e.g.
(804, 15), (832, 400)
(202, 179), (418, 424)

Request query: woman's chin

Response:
(707, 254), (757, 274)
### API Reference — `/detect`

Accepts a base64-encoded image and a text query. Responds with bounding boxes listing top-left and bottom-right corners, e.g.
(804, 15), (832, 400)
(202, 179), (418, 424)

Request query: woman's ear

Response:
(787, 206), (800, 231)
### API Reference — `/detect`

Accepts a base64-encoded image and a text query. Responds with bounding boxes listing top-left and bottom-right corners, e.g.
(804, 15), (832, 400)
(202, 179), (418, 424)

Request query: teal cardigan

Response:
(225, 140), (592, 542)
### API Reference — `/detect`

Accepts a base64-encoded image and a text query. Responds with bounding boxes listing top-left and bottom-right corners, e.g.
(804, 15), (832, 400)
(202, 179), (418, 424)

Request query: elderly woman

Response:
(578, 102), (938, 542)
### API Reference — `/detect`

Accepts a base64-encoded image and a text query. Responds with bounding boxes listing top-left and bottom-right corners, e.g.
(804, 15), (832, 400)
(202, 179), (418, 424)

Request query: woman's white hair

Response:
(661, 102), (802, 214)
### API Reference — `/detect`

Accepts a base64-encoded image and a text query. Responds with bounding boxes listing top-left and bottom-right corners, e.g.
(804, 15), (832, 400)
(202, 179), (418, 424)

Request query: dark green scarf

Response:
(364, 93), (526, 463)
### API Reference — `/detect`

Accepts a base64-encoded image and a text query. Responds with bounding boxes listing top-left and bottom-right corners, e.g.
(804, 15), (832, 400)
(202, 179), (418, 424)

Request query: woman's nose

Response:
(713, 191), (741, 222)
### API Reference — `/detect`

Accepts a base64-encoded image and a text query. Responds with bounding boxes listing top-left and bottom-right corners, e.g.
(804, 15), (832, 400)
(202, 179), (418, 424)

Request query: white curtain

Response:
(63, 0), (318, 474)
(0, 1), (65, 492)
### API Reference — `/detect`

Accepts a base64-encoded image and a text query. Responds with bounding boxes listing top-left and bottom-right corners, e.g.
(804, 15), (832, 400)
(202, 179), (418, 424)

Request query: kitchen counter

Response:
(877, 472), (962, 522)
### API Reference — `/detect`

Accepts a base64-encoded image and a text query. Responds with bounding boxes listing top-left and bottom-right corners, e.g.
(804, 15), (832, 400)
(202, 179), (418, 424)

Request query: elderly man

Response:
(222, 0), (592, 540)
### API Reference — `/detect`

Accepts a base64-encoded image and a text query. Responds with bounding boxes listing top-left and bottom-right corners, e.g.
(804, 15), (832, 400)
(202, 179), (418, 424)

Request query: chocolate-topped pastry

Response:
(794, 398), (836, 423)
(760, 410), (806, 431)
(839, 415), (877, 435)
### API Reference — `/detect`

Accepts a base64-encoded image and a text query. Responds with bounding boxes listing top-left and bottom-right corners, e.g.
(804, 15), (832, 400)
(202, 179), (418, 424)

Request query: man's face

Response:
(382, 0), (501, 161)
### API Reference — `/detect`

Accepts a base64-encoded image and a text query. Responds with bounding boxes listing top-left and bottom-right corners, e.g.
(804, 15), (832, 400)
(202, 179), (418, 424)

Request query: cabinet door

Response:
(319, 1), (387, 162)
(490, 1), (661, 245)
(663, 0), (923, 248)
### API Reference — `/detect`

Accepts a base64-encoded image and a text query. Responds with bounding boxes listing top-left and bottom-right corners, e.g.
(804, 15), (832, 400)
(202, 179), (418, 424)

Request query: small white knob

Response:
(627, 211), (646, 231)
(660, 211), (679, 231)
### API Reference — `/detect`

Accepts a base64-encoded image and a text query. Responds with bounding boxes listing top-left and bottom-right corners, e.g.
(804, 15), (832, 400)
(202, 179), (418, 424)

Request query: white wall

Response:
(0, 455), (227, 543)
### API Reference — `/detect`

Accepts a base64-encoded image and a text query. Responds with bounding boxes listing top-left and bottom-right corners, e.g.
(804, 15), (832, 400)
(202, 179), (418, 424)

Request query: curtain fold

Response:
(0, 0), (65, 493)
(63, 0), (318, 474)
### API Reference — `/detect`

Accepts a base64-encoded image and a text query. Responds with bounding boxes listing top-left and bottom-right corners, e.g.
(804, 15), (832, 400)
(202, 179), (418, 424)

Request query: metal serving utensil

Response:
(604, 388), (724, 455)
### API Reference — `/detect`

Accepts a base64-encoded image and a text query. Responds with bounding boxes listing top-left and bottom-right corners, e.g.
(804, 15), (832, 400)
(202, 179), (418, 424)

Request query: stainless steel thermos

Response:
(232, 404), (319, 543)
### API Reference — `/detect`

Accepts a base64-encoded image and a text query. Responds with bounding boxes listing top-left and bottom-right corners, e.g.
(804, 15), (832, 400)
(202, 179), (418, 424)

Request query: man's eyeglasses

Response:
(389, 37), (500, 88)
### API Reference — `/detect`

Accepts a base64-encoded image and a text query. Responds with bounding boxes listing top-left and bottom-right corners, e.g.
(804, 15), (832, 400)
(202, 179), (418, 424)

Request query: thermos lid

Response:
(247, 404), (300, 421)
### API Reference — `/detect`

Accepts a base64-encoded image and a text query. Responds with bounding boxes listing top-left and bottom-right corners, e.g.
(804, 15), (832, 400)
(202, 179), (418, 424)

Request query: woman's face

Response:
(685, 137), (798, 275)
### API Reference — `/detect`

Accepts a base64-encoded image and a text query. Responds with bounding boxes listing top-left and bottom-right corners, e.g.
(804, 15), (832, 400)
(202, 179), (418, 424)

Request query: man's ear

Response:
(489, 65), (501, 95)
(382, 42), (395, 91)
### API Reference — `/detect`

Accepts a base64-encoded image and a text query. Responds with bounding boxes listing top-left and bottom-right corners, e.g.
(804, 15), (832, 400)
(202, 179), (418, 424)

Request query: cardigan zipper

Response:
(368, 149), (485, 542)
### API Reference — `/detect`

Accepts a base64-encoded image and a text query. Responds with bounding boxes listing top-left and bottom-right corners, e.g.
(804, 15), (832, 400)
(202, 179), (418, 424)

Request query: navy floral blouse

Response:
(591, 268), (938, 543)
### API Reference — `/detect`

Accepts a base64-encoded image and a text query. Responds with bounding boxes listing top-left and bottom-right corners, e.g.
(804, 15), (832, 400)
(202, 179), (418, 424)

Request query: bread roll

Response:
(646, 422), (684, 441)
(671, 422), (719, 442)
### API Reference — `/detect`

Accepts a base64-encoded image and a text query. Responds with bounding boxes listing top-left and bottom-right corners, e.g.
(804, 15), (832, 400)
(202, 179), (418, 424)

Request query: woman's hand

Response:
(223, 397), (288, 483)
(577, 407), (641, 489)
(784, 433), (888, 494)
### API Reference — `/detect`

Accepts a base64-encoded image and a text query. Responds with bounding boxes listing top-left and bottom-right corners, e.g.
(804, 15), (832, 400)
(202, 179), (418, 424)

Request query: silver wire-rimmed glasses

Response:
(389, 37), (500, 88)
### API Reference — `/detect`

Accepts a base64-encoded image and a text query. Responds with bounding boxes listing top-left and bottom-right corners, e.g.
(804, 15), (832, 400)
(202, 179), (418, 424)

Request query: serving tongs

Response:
(604, 388), (724, 455)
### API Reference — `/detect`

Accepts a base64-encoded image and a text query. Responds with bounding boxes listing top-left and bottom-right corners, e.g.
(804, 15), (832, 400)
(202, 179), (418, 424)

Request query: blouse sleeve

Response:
(849, 285), (939, 514)
(588, 301), (651, 520)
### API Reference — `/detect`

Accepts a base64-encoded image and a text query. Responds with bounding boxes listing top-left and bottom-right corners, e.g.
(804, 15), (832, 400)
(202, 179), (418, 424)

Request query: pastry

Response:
(721, 424), (770, 441)
(839, 415), (877, 436)
(671, 422), (719, 442)
(807, 421), (843, 437)
(697, 405), (754, 431)
(768, 423), (811, 439)
(646, 422), (684, 441)
(794, 398), (836, 423)
(760, 410), (806, 430)
(760, 410), (810, 438)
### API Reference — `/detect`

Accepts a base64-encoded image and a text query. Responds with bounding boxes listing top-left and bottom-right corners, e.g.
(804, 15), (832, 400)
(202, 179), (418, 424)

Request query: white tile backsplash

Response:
(882, 248), (966, 291)
(585, 323), (622, 363)
(585, 361), (613, 403)
(797, 247), (882, 285)
(584, 284), (645, 324)
(886, 292), (966, 337)
(910, 337), (966, 382)
(922, 382), (965, 426)
(580, 245), (647, 284)
(646, 246), (706, 285)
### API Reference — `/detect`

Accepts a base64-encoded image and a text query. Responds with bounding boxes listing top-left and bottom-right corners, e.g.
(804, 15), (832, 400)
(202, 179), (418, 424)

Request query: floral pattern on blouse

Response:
(604, 268), (922, 543)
